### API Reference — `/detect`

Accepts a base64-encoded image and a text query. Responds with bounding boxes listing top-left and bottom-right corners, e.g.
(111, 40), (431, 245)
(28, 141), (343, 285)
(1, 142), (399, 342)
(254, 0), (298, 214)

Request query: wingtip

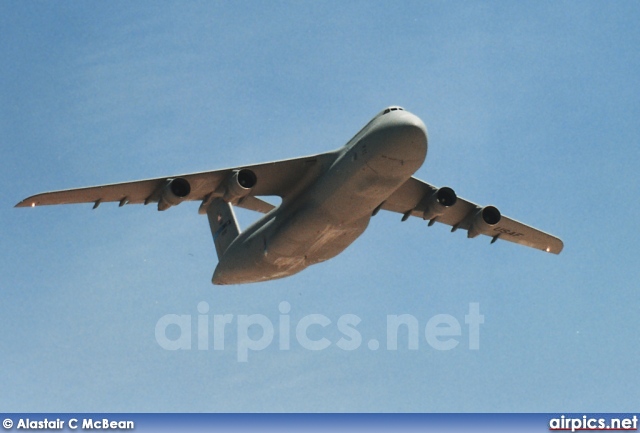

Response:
(547, 238), (564, 255)
(15, 194), (41, 208)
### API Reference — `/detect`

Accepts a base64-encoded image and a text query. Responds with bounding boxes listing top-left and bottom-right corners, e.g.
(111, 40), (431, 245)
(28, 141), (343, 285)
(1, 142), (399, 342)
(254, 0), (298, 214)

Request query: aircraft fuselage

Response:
(212, 109), (428, 284)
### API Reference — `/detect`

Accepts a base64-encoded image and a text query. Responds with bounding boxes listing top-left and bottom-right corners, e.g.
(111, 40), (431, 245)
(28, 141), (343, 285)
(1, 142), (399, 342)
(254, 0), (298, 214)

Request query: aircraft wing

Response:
(15, 152), (335, 213)
(381, 177), (564, 254)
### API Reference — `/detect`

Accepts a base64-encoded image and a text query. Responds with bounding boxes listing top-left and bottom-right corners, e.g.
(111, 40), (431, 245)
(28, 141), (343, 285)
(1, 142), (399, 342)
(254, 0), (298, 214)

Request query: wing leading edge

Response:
(381, 177), (564, 254)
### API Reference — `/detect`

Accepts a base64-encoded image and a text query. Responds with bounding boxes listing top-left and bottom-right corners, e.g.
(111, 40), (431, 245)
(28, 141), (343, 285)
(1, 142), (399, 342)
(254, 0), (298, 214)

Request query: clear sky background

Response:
(1, 1), (639, 412)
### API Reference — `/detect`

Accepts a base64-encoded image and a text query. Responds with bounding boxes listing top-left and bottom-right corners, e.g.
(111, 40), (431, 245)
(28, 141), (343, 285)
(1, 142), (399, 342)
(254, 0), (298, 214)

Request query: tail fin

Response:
(206, 198), (241, 259)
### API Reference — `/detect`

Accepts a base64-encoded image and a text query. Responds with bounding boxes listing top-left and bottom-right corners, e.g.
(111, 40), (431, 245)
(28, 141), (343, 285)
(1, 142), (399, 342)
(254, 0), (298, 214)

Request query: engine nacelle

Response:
(467, 205), (501, 238)
(422, 186), (457, 222)
(222, 169), (257, 204)
(158, 178), (191, 211)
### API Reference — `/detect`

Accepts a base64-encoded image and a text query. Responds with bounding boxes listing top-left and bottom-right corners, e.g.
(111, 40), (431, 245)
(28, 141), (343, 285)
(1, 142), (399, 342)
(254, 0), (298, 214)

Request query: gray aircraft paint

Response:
(212, 108), (427, 284)
(16, 107), (563, 285)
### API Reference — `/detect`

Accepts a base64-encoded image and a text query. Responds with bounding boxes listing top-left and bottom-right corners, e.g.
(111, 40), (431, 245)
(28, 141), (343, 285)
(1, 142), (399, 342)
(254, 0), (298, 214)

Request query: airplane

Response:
(16, 106), (563, 285)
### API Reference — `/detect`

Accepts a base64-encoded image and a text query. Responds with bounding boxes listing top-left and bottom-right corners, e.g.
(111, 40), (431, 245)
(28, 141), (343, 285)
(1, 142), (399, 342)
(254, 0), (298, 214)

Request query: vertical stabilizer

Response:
(206, 198), (241, 259)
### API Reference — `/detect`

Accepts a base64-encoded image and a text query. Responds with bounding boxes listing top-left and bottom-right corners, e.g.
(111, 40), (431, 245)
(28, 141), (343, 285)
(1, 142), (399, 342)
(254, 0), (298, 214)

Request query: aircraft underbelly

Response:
(212, 165), (400, 285)
(271, 214), (370, 262)
(263, 158), (408, 267)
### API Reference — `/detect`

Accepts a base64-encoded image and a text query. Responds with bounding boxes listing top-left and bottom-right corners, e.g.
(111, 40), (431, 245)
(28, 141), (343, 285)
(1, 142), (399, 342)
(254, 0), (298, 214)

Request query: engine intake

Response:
(422, 186), (457, 222)
(158, 178), (191, 211)
(467, 205), (501, 238)
(222, 169), (257, 203)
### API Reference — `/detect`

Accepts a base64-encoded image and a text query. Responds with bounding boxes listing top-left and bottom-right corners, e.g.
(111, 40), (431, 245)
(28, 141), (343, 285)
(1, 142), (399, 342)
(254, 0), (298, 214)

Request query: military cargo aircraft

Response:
(16, 107), (563, 284)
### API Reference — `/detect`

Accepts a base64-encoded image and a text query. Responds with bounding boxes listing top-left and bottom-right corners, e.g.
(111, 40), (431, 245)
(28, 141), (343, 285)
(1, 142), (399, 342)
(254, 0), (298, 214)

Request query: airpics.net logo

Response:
(155, 302), (484, 362)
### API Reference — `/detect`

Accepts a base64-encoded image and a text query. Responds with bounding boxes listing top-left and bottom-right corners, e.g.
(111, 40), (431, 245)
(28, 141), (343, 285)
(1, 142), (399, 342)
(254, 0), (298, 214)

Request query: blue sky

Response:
(2, 1), (639, 412)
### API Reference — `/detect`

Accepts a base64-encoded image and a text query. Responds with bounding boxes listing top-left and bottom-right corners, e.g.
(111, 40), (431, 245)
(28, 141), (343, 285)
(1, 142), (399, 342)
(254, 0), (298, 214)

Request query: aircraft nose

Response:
(394, 112), (428, 160)
(365, 111), (428, 172)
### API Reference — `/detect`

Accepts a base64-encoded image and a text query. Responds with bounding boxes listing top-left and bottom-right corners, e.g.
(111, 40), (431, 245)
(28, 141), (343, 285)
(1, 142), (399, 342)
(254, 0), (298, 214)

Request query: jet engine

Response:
(422, 186), (457, 223)
(222, 169), (257, 203)
(157, 178), (191, 211)
(467, 205), (501, 238)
